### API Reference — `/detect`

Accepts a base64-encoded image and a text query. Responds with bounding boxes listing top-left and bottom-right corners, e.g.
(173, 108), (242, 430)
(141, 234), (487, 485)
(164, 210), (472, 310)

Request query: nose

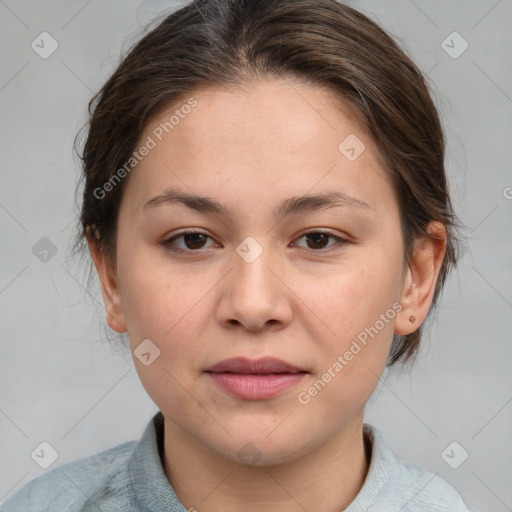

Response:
(215, 239), (294, 332)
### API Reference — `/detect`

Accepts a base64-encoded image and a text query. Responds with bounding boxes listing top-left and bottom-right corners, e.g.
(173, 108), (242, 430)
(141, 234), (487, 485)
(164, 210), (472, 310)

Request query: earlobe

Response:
(86, 228), (127, 333)
(395, 221), (447, 336)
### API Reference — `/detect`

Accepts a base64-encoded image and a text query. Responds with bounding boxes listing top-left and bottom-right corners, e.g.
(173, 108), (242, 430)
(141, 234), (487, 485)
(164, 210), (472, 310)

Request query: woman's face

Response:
(104, 79), (411, 464)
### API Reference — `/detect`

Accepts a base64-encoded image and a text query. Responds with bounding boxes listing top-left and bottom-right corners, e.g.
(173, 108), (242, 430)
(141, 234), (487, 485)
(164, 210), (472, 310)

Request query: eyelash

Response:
(162, 230), (349, 254)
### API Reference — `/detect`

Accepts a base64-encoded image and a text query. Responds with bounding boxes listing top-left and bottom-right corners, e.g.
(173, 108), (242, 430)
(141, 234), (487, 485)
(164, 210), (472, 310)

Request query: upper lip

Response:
(205, 357), (307, 374)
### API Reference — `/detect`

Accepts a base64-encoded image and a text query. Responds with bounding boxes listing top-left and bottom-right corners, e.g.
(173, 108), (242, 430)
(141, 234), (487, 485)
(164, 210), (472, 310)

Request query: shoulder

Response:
(389, 452), (474, 511)
(347, 424), (475, 512)
(1, 440), (138, 512)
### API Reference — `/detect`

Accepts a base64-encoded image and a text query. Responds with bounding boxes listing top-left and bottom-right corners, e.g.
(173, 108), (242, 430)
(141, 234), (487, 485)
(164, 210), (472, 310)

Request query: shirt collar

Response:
(345, 423), (396, 510)
(128, 411), (187, 511)
(128, 411), (394, 511)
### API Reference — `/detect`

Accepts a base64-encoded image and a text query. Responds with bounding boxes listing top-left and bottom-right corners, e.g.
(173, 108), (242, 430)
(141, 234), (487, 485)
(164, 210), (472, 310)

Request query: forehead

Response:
(122, 79), (395, 215)
(147, 79), (372, 153)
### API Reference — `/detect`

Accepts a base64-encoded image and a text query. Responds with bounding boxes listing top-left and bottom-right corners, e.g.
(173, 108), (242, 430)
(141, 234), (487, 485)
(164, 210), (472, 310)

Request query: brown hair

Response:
(74, 0), (461, 366)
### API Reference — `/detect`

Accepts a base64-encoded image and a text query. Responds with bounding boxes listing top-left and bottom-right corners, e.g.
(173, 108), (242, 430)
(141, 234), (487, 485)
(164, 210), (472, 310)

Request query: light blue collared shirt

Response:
(2, 412), (474, 511)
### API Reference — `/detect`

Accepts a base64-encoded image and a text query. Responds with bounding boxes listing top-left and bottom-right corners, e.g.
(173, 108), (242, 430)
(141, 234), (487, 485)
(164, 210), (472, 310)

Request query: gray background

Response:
(1, 1), (511, 510)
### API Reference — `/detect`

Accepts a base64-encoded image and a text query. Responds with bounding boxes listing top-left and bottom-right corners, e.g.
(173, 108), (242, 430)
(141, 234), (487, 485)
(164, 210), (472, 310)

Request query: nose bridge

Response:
(218, 235), (291, 330)
(233, 235), (277, 299)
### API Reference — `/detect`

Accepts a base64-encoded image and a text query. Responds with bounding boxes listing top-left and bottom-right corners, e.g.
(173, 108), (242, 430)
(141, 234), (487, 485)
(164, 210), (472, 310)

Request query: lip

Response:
(205, 357), (308, 400)
(206, 356), (306, 374)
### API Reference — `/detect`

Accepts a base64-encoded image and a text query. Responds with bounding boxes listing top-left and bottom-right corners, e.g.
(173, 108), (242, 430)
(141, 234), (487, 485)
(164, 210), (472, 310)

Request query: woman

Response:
(4, 0), (474, 510)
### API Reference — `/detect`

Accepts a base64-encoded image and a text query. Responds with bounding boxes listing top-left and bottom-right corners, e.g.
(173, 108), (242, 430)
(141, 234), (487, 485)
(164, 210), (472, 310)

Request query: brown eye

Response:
(294, 231), (347, 251)
(163, 231), (216, 252)
(182, 233), (208, 249)
(305, 233), (330, 250)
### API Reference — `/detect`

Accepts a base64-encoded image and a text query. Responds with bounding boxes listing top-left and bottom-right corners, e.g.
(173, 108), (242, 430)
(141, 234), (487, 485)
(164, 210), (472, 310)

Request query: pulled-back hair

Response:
(75, 0), (460, 366)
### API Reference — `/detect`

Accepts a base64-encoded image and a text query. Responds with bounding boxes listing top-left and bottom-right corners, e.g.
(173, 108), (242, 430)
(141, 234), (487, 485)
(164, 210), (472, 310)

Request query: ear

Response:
(395, 221), (447, 336)
(86, 227), (127, 333)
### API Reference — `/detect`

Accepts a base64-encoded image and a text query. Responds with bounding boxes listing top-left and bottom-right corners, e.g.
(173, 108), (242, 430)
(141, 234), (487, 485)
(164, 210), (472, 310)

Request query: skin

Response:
(89, 78), (447, 512)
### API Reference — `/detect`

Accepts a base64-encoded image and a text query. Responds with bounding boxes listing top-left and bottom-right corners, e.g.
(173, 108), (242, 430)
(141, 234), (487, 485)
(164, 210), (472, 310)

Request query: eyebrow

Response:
(143, 188), (371, 218)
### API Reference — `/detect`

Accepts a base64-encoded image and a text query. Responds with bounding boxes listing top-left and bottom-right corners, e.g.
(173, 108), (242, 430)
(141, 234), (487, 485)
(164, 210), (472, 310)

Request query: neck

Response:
(162, 412), (370, 512)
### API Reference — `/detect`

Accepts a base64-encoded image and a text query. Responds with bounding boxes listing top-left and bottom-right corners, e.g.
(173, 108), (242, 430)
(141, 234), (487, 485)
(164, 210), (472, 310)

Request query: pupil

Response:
(185, 233), (206, 249)
(308, 233), (327, 249)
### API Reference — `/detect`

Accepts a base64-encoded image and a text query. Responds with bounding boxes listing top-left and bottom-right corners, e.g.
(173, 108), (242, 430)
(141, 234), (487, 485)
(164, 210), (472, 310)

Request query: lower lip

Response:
(207, 372), (307, 400)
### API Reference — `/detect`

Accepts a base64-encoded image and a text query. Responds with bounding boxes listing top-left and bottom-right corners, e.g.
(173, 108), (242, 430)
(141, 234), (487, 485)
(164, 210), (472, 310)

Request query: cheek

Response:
(306, 246), (403, 372)
(117, 248), (218, 365)
(320, 255), (402, 328)
(117, 257), (210, 410)
(294, 265), (400, 417)
(116, 245), (186, 343)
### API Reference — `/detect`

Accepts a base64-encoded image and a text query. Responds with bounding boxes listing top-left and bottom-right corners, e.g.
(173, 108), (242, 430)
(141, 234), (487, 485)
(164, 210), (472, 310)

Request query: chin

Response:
(205, 426), (317, 468)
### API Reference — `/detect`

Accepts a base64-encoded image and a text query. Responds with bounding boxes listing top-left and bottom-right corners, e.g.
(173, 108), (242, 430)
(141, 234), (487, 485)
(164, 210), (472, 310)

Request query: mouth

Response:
(205, 357), (309, 400)
(205, 356), (308, 374)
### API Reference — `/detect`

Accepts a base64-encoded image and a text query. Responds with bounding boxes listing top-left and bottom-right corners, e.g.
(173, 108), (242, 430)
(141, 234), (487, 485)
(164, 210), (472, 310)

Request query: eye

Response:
(293, 231), (348, 251)
(162, 231), (218, 252)
(162, 229), (348, 254)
